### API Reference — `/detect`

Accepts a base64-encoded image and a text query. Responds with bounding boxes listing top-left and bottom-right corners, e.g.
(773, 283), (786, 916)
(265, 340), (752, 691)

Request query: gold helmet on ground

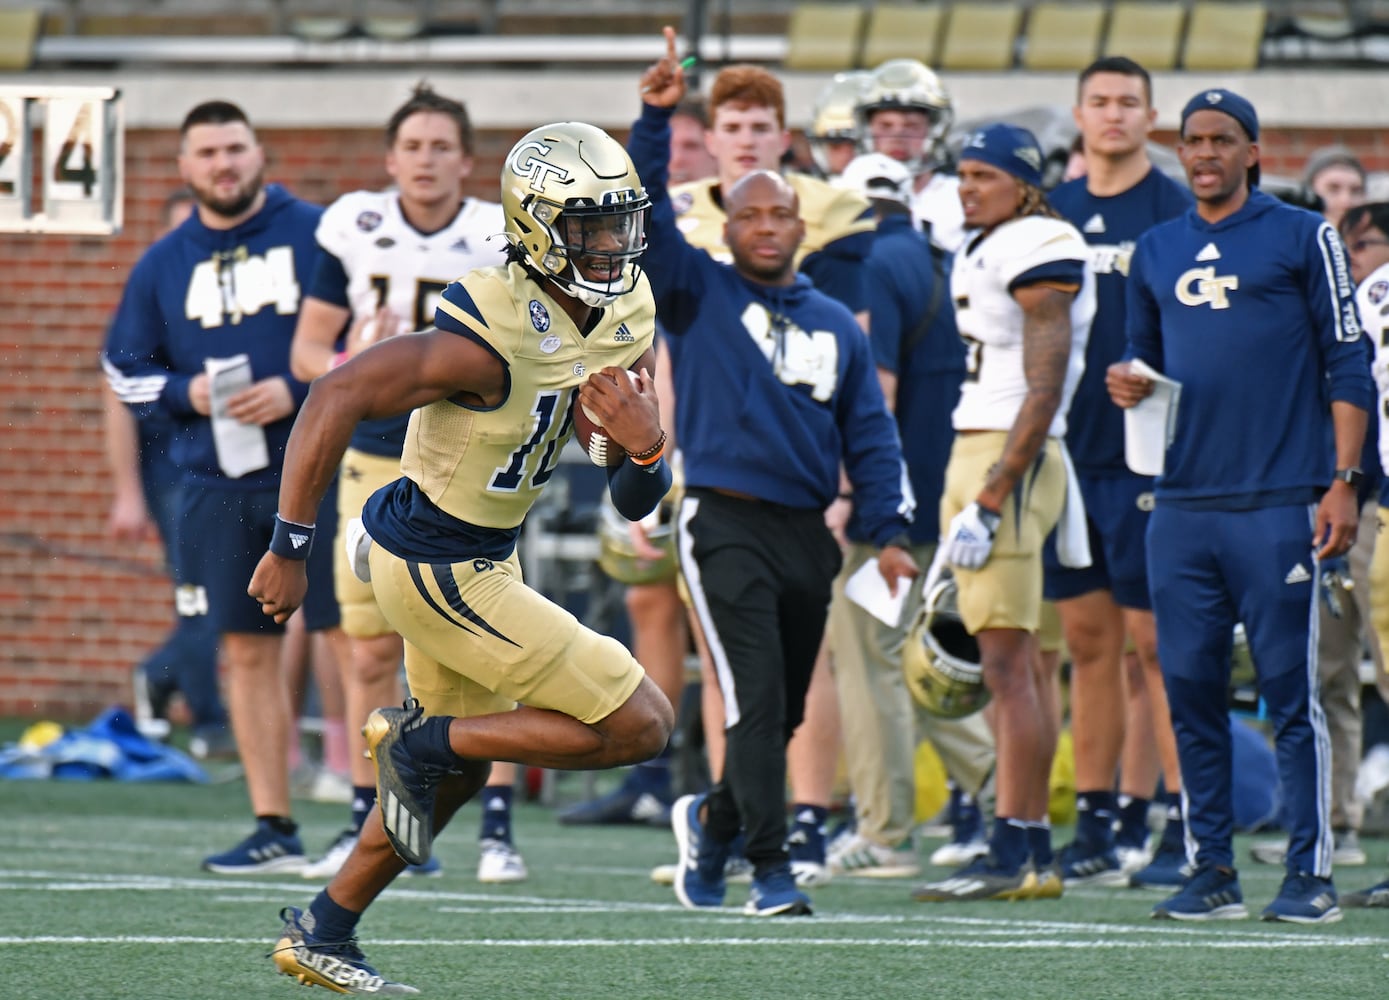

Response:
(902, 570), (989, 719)
(596, 492), (677, 586)
(500, 121), (650, 307)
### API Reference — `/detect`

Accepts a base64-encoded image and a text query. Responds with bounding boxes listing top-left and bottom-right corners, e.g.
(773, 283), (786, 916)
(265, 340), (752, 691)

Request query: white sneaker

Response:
(309, 769), (354, 805)
(477, 838), (528, 883)
(828, 832), (921, 878)
(301, 829), (357, 880)
(929, 835), (989, 868)
(1116, 844), (1153, 875)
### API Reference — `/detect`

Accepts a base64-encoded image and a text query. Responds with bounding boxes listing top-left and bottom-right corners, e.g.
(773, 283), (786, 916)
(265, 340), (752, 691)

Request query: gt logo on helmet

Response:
(510, 140), (570, 193)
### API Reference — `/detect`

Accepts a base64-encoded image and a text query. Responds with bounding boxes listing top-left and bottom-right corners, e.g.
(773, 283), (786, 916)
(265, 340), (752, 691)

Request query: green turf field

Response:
(2, 772), (1387, 1000)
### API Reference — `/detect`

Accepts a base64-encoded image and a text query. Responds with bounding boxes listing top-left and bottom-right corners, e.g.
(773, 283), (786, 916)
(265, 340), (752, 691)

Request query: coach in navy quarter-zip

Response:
(1108, 88), (1374, 925)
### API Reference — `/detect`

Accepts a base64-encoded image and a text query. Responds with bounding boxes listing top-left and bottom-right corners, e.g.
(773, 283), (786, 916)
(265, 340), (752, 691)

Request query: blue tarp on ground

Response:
(0, 706), (207, 782)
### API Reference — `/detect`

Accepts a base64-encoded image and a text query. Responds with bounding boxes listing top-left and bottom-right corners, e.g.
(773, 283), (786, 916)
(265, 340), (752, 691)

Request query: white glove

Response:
(943, 502), (1001, 570)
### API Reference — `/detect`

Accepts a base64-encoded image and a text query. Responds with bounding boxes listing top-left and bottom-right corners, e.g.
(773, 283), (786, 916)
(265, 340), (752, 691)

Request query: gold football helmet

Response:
(808, 71), (872, 178)
(855, 59), (954, 173)
(902, 570), (990, 719)
(501, 122), (650, 307)
(596, 492), (677, 586)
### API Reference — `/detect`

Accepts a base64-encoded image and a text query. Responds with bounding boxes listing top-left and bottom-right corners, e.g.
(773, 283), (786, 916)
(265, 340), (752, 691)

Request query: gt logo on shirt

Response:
(185, 246), (301, 328)
(1175, 266), (1238, 310)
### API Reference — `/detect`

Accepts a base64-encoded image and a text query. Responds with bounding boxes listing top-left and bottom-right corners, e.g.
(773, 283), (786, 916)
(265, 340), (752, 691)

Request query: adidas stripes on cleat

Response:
(362, 699), (452, 867)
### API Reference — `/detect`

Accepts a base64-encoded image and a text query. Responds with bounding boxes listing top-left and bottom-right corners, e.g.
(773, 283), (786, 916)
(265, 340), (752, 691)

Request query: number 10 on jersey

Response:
(0, 86), (124, 235)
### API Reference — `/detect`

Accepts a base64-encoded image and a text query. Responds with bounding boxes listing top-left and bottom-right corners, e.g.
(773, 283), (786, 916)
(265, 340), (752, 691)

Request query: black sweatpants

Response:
(676, 488), (842, 876)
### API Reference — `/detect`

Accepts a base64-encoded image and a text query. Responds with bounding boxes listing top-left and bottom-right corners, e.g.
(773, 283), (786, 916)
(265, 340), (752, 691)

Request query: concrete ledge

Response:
(2, 64), (1384, 131)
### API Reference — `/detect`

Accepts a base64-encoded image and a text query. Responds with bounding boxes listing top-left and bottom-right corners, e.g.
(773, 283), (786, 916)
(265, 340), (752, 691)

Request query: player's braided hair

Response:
(1017, 182), (1063, 221)
(386, 81), (474, 154)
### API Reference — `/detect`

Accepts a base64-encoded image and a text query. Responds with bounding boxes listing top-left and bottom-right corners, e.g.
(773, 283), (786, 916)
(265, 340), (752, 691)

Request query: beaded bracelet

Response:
(628, 429), (667, 466)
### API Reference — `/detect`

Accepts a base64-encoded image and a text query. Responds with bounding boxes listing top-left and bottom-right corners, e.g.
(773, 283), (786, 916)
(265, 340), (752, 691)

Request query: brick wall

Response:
(0, 123), (1382, 721)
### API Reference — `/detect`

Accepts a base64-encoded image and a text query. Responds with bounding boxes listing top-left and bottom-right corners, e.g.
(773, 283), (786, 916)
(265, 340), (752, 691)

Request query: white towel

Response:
(1054, 441), (1092, 569)
(345, 517), (374, 583)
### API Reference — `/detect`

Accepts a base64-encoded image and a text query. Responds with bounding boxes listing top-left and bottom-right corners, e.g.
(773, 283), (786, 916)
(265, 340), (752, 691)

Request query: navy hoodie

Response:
(103, 184), (322, 490)
(629, 104), (911, 545)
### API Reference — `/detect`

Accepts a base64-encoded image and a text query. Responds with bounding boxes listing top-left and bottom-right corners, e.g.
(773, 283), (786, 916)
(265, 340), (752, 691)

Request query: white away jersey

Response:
(913, 172), (966, 253)
(1359, 261), (1389, 476)
(950, 214), (1095, 437)
(316, 189), (507, 335)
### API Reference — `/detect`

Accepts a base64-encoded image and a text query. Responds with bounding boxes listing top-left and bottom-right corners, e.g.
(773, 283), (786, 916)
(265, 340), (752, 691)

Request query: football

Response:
(573, 369), (638, 468)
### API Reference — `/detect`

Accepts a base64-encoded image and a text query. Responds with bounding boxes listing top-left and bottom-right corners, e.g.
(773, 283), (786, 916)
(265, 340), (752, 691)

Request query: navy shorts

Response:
(181, 482), (341, 635)
(1043, 472), (1155, 610)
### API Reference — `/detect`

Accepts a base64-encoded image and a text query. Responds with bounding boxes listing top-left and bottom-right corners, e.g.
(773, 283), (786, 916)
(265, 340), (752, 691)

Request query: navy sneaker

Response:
(1152, 865), (1248, 921)
(362, 699), (452, 867)
(1261, 871), (1342, 924)
(672, 793), (728, 909)
(270, 906), (418, 995)
(1342, 878), (1389, 909)
(202, 820), (306, 874)
(744, 863), (813, 916)
(1129, 841), (1191, 891)
(557, 780), (672, 826)
(787, 808), (830, 887)
(1057, 840), (1128, 887)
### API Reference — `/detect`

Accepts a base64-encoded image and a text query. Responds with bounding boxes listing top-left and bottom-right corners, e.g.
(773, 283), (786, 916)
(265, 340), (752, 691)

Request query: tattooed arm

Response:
(975, 282), (1075, 511)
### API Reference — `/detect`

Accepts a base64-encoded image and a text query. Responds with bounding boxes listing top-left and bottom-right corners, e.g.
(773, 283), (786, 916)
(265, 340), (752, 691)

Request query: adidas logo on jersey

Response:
(450, 237), (471, 252)
(614, 323), (634, 343)
(1196, 242), (1221, 261)
(1083, 213), (1106, 234)
(1284, 563), (1311, 585)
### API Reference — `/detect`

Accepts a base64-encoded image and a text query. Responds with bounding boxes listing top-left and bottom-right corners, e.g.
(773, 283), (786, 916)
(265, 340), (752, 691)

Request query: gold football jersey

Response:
(405, 262), (654, 530)
(670, 172), (873, 268)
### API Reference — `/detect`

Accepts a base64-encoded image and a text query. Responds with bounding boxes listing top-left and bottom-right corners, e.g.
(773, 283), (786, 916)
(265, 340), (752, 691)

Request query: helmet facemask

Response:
(538, 196), (649, 307)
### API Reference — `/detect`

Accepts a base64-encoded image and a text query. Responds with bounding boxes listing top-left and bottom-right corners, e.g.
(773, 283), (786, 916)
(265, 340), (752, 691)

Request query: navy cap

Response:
(958, 123), (1045, 189)
(1180, 88), (1261, 187)
(1180, 88), (1259, 141)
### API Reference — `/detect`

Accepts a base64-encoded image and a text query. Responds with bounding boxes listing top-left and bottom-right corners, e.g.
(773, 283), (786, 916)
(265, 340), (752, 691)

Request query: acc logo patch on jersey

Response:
(1370, 281), (1389, 305)
(528, 299), (551, 332)
(356, 211), (383, 233)
(673, 191), (694, 215)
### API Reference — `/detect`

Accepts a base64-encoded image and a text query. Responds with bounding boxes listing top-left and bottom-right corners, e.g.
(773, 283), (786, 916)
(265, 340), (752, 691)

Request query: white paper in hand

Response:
(844, 557), (910, 629)
(205, 354), (269, 479)
(1123, 358), (1182, 477)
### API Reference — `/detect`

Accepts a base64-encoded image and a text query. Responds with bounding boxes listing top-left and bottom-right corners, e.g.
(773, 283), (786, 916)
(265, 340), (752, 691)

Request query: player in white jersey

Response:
(1342, 201), (1389, 910)
(915, 124), (1094, 903)
(287, 84), (523, 885)
(950, 213), (1093, 436)
(853, 58), (966, 252)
